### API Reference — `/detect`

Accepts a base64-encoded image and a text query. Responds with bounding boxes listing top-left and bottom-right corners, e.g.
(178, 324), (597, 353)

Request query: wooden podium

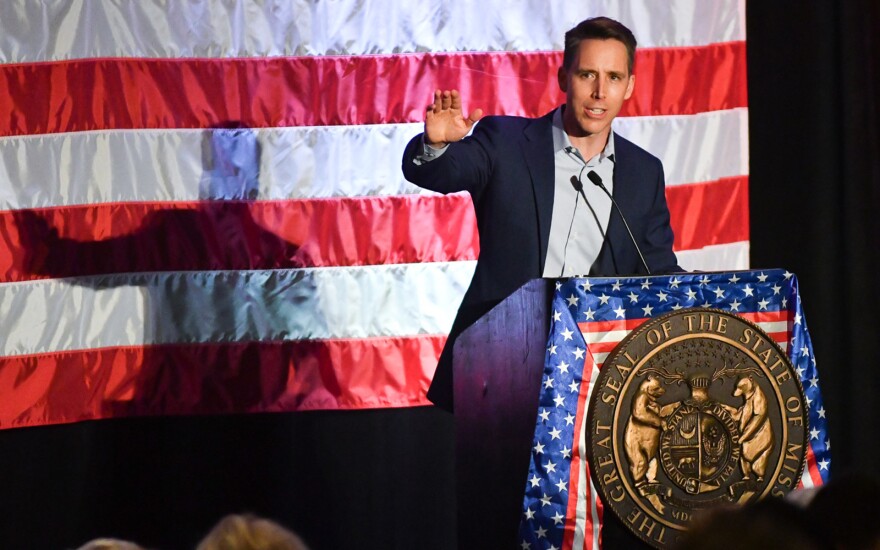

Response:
(453, 278), (552, 548)
(449, 270), (829, 550)
(450, 277), (666, 549)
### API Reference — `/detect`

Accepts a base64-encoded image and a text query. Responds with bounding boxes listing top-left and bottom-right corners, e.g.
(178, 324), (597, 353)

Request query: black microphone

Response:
(585, 169), (652, 275)
(568, 174), (602, 236)
(564, 146), (652, 275)
(566, 146), (606, 243)
(586, 170), (604, 189)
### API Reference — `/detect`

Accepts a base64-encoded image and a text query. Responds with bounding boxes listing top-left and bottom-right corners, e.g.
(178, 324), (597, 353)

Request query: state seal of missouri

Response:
(586, 308), (808, 549)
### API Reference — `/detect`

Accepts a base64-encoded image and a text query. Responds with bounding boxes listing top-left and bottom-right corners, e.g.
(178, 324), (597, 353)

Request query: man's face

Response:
(558, 38), (635, 140)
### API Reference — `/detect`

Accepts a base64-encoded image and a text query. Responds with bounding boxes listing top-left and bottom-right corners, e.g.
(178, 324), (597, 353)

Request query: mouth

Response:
(584, 107), (607, 119)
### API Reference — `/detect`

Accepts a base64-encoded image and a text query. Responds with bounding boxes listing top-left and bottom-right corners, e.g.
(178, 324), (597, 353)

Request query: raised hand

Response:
(424, 89), (484, 148)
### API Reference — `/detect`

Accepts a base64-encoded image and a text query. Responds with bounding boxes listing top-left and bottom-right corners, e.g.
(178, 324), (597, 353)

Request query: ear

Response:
(558, 66), (568, 93)
(624, 74), (635, 100)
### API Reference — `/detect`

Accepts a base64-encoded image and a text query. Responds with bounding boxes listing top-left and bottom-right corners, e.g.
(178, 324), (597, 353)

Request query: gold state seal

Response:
(586, 309), (808, 549)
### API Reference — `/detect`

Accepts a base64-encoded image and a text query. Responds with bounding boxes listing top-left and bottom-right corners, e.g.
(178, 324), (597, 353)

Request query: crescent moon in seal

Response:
(679, 424), (697, 439)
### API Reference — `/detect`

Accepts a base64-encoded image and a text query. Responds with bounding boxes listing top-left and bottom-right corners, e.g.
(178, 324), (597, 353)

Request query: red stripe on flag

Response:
(562, 352), (598, 550)
(0, 194), (479, 282)
(736, 311), (788, 324)
(580, 310), (788, 355)
(587, 332), (787, 358)
(668, 176), (750, 251)
(626, 43), (748, 117)
(595, 495), (605, 547)
(587, 341), (624, 356)
(0, 43), (746, 136)
(804, 442), (824, 487)
(580, 311), (786, 337)
(579, 318), (648, 334)
(0, 336), (443, 429)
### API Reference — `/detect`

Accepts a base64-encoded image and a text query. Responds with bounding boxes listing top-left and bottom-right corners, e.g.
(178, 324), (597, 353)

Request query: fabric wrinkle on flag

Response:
(0, 0), (749, 429)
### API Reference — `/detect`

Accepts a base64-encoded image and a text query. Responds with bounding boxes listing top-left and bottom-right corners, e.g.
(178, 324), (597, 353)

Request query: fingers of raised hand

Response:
(427, 90), (440, 114)
(467, 107), (484, 125)
(440, 90), (454, 110)
(449, 90), (463, 111)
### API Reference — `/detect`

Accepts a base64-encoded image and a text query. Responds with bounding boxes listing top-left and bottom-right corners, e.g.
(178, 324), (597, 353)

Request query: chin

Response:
(577, 121), (611, 138)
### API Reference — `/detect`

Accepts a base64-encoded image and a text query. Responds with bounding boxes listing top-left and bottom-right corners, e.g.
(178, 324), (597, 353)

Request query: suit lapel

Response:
(520, 112), (556, 270)
(592, 132), (633, 275)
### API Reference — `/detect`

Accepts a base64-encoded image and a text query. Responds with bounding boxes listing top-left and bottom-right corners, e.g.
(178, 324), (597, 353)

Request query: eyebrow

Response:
(576, 68), (628, 78)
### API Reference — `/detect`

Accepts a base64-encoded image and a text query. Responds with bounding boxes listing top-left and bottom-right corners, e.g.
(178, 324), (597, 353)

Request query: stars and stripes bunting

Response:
(519, 269), (830, 549)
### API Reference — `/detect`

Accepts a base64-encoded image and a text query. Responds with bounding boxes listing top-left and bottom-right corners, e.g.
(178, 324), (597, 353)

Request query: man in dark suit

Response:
(402, 17), (680, 412)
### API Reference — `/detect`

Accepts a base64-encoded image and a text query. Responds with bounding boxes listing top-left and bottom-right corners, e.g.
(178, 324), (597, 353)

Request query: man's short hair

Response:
(563, 17), (637, 75)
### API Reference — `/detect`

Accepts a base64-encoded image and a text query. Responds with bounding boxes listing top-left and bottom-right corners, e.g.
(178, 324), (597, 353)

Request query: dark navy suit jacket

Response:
(402, 110), (680, 411)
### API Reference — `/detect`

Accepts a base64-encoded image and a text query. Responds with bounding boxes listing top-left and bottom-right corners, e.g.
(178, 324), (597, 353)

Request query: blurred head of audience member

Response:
(76, 539), (145, 550)
(197, 513), (309, 550)
(674, 497), (829, 550)
(807, 473), (880, 550)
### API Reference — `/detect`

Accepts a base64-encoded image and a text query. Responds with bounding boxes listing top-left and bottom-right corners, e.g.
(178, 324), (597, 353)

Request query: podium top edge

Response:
(548, 268), (794, 281)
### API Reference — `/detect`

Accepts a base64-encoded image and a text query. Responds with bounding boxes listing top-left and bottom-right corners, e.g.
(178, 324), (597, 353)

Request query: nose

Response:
(592, 77), (606, 99)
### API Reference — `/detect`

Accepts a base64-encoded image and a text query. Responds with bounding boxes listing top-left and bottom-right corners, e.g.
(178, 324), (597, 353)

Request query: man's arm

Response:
(424, 89), (483, 148)
(405, 88), (484, 167)
(402, 89), (492, 196)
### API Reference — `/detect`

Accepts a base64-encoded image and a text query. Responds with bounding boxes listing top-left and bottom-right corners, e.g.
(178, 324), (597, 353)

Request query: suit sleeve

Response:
(400, 118), (498, 199)
(641, 158), (683, 274)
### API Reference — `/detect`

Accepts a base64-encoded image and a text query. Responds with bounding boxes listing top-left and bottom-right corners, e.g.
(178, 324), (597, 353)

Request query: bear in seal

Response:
(731, 375), (773, 481)
(625, 376), (665, 484)
(624, 375), (676, 512)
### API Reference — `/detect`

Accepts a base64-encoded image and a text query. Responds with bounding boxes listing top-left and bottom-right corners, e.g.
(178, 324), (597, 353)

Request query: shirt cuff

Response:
(412, 136), (449, 165)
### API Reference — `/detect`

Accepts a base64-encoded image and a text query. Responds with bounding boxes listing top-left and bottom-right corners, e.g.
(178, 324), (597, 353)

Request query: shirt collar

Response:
(551, 106), (615, 163)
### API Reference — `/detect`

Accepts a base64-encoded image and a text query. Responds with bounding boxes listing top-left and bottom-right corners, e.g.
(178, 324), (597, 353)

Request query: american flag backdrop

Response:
(520, 270), (831, 550)
(0, 1), (747, 429)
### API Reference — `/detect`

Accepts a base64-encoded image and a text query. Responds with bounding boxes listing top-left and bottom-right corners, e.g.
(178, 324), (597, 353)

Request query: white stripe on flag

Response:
(593, 352), (611, 367)
(757, 321), (789, 334)
(1, 111), (747, 210)
(800, 465), (815, 489)
(583, 330), (631, 346)
(0, 0), (745, 63)
(571, 412), (588, 550)
(574, 356), (604, 550)
(676, 241), (750, 271)
(0, 261), (475, 357)
(589, 479), (601, 550)
(0, 125), (424, 208)
(613, 108), (749, 187)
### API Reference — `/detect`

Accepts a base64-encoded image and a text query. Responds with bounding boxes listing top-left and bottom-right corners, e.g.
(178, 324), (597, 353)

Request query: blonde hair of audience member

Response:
(76, 538), (145, 550)
(197, 514), (309, 550)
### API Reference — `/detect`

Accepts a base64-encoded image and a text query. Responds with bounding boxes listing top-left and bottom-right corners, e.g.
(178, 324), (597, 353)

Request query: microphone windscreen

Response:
(587, 171), (603, 187)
